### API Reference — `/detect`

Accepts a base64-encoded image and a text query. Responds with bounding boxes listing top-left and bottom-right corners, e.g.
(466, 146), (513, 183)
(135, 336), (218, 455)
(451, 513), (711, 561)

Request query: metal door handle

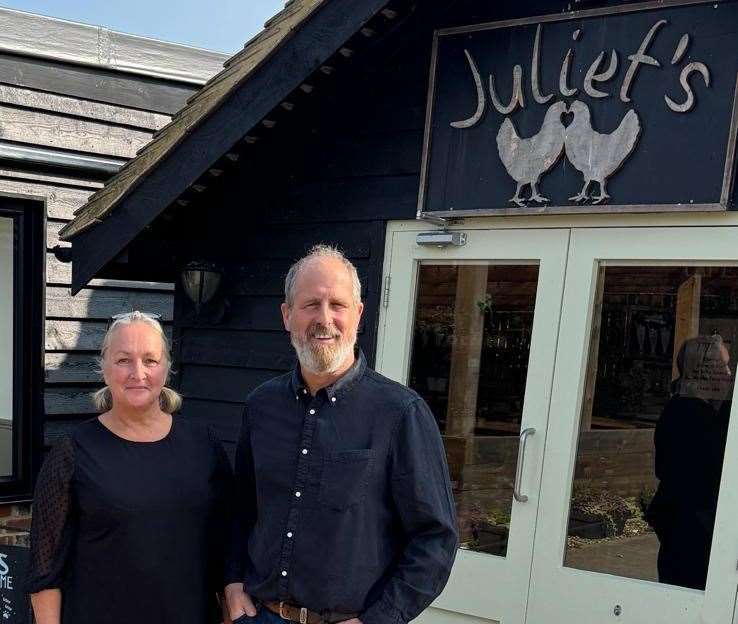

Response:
(513, 427), (536, 503)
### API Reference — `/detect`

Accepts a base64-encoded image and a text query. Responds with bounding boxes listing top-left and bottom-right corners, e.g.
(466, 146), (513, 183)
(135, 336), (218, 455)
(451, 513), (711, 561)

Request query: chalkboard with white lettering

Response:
(0, 546), (30, 624)
(419, 0), (738, 217)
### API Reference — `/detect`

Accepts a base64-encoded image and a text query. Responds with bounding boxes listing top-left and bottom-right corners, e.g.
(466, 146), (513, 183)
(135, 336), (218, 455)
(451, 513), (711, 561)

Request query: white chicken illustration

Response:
(496, 100), (568, 206)
(565, 100), (641, 204)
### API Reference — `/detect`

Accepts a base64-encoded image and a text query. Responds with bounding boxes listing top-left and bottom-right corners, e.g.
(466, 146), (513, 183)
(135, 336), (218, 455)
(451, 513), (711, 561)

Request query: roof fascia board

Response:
(70, 0), (391, 294)
(0, 8), (227, 84)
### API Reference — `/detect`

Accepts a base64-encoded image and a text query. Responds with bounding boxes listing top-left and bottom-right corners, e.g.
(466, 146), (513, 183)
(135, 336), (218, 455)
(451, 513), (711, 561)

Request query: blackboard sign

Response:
(0, 546), (30, 624)
(419, 0), (738, 217)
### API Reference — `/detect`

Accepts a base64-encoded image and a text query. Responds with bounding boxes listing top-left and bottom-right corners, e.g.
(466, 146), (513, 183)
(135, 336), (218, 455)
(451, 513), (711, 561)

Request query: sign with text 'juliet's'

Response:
(418, 0), (738, 217)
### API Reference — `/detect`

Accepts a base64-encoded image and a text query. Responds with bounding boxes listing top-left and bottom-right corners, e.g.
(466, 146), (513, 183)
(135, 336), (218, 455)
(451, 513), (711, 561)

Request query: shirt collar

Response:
(291, 350), (367, 400)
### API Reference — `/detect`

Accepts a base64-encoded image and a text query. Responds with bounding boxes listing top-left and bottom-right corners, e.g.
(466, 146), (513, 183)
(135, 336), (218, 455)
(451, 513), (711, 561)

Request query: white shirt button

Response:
(302, 449), (308, 455)
(309, 409), (316, 415)
(331, 397), (337, 403)
(295, 491), (301, 497)
(302, 389), (307, 394)
(287, 532), (293, 538)
(282, 570), (288, 577)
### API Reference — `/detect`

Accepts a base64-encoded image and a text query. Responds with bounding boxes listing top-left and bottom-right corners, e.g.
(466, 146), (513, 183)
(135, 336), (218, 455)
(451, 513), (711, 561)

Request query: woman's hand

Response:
(223, 582), (257, 621)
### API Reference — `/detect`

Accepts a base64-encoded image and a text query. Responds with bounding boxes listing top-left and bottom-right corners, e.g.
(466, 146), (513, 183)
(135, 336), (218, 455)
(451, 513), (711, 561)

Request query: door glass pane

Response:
(408, 263), (539, 557)
(0, 217), (13, 477)
(564, 266), (737, 590)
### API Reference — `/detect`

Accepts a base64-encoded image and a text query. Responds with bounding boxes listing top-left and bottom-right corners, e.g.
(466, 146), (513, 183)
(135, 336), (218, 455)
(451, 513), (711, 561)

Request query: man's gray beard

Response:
(291, 331), (356, 374)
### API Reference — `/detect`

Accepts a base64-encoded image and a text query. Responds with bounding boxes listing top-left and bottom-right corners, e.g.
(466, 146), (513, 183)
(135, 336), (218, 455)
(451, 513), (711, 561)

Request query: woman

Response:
(26, 311), (232, 624)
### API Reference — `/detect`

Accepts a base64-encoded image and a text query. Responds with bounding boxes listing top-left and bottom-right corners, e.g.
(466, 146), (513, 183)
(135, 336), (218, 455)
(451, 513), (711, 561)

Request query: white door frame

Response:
(376, 226), (570, 623)
(377, 216), (738, 624)
(528, 227), (738, 624)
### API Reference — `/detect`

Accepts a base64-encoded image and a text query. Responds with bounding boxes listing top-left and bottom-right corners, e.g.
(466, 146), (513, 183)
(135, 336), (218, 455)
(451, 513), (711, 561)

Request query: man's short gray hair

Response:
(284, 244), (362, 307)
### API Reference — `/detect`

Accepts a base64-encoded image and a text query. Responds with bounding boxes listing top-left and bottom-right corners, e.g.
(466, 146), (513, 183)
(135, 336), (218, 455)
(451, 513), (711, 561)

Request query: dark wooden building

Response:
(0, 7), (226, 521)
(62, 0), (443, 444)
(63, 1), (738, 623)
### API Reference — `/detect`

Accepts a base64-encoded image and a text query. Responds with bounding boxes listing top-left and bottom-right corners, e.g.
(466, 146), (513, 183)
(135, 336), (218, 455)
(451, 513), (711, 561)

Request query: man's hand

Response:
(338, 619), (363, 624)
(223, 583), (257, 622)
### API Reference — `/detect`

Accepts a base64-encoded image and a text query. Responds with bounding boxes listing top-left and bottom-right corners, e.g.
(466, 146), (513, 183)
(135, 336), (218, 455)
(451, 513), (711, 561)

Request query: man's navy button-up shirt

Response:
(225, 352), (458, 624)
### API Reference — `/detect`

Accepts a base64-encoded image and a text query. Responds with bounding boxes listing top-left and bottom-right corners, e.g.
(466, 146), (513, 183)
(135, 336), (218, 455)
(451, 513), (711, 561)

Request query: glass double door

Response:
(377, 225), (738, 624)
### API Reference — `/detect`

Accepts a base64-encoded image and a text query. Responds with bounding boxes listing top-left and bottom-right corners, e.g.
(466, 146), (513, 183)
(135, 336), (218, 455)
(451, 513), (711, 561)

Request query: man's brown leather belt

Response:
(264, 600), (358, 624)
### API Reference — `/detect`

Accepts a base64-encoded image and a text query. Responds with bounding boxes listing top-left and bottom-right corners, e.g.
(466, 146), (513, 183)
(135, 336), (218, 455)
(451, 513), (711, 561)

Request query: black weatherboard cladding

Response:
(170, 0), (588, 448)
(175, 221), (387, 451)
(0, 53), (198, 114)
(119, 0), (654, 446)
(170, 1), (451, 448)
(67, 0), (394, 294)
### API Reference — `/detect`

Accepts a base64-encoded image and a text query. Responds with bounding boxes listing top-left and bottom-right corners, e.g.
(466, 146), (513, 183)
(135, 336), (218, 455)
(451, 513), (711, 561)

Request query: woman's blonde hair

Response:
(92, 311), (182, 413)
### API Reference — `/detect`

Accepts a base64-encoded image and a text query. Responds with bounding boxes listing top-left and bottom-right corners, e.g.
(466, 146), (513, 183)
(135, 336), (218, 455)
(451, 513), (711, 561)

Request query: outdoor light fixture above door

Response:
(181, 260), (222, 313)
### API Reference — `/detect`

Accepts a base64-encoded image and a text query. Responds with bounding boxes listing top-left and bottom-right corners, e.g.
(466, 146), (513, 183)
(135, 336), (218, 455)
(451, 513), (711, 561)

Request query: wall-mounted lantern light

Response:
(181, 260), (222, 313)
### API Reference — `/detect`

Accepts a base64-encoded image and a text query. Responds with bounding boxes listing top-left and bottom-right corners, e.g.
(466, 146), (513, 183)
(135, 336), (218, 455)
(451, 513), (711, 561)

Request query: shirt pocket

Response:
(318, 449), (375, 511)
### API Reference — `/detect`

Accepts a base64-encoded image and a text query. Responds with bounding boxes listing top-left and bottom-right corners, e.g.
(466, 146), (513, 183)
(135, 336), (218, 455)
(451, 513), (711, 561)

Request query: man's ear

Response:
(281, 302), (291, 331)
(357, 301), (365, 320)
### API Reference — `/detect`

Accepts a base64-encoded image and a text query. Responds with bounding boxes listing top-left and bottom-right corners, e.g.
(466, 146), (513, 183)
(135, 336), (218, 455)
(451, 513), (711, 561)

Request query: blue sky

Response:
(0, 1), (286, 53)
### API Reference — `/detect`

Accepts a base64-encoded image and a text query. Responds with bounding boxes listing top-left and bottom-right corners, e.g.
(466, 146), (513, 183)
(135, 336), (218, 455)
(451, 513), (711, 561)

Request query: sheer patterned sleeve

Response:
(25, 436), (76, 593)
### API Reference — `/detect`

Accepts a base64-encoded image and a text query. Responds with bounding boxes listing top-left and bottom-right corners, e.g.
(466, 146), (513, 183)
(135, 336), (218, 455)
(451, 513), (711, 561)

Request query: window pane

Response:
(0, 217), (13, 477)
(408, 264), (539, 557)
(564, 266), (737, 591)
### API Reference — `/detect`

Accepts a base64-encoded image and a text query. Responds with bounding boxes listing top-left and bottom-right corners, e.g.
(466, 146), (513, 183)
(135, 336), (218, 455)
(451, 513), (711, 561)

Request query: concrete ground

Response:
(565, 533), (659, 581)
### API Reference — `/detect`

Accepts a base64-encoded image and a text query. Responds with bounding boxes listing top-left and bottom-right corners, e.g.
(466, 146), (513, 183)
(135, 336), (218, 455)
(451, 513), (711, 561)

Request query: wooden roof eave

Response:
(65, 0), (392, 295)
(59, 1), (330, 244)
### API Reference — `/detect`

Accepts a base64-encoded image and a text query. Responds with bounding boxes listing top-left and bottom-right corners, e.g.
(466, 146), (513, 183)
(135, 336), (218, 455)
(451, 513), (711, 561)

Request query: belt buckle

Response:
(278, 601), (308, 624)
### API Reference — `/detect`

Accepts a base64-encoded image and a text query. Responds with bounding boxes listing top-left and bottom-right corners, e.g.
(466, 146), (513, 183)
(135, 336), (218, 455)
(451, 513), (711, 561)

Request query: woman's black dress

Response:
(26, 417), (232, 624)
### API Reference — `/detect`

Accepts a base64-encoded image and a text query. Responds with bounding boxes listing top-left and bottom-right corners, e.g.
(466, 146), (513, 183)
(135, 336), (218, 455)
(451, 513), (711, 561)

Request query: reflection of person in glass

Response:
(647, 335), (732, 590)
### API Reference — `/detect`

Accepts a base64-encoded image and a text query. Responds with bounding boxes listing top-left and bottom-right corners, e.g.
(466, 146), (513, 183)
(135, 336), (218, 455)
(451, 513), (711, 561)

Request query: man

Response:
(224, 245), (458, 624)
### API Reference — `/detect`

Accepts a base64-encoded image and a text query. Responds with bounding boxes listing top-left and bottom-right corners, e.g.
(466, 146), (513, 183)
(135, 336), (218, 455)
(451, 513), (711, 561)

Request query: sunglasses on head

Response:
(111, 312), (162, 321)
(107, 311), (163, 330)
